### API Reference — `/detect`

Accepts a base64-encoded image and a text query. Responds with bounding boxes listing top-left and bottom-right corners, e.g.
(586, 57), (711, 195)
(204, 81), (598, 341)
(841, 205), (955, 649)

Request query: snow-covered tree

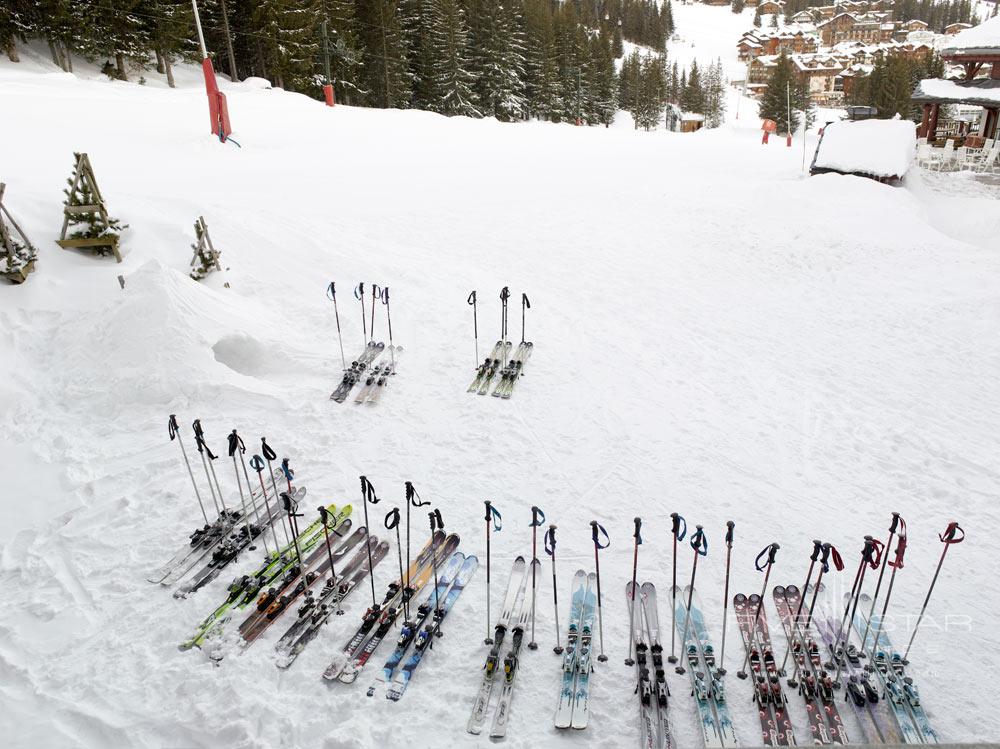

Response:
(430, 0), (480, 116)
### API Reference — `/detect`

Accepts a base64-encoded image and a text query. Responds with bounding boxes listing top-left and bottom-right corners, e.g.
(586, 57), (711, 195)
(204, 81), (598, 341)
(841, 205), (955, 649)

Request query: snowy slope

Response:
(2, 17), (1000, 749)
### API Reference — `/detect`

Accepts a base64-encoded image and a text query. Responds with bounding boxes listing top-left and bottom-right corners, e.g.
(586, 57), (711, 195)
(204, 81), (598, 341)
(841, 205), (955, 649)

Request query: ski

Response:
(323, 531), (458, 681)
(628, 582), (657, 749)
(467, 556), (529, 734)
(469, 340), (510, 394)
(149, 467), (286, 585)
(171, 490), (296, 600)
(569, 571), (598, 729)
(772, 585), (840, 745)
(641, 582), (675, 749)
(492, 341), (533, 398)
(684, 586), (740, 747)
(365, 345), (403, 405)
(673, 586), (729, 749)
(330, 341), (384, 402)
(553, 570), (588, 729)
(272, 536), (390, 668)
(733, 593), (791, 746)
(386, 553), (479, 701)
(489, 559), (537, 739)
(366, 552), (466, 697)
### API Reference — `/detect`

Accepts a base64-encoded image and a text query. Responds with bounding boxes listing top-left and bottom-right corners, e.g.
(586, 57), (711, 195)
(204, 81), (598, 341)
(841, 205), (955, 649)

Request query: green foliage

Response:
(757, 51), (812, 134)
(63, 153), (127, 255)
(848, 51), (945, 122)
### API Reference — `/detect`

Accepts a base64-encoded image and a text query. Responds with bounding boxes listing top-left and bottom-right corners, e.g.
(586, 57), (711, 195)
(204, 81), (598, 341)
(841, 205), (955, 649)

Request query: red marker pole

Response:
(191, 0), (231, 141)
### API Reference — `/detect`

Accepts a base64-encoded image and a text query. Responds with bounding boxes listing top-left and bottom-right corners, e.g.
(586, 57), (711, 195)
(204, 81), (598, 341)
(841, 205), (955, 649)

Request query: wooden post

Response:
(56, 153), (123, 262)
(927, 103), (940, 143)
(918, 103), (931, 139)
(0, 183), (38, 284)
(190, 216), (223, 280)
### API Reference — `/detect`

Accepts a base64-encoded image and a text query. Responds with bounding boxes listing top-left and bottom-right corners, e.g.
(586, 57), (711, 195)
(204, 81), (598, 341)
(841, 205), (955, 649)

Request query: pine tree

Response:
(1, 0), (33, 62)
(753, 4), (762, 26)
(430, 0), (480, 116)
(356, 0), (411, 107)
(757, 50), (811, 134)
(681, 59), (705, 113)
(731, 0), (746, 13)
(471, 0), (527, 121)
(320, 0), (365, 105)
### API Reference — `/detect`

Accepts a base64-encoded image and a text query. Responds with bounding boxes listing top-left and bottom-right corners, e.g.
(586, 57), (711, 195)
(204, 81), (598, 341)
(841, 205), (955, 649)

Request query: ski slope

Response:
(2, 15), (1000, 749)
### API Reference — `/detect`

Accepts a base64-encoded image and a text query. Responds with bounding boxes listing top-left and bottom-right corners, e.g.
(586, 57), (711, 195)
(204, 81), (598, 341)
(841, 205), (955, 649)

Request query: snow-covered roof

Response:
(812, 119), (916, 179)
(940, 16), (1000, 54)
(912, 77), (1000, 106)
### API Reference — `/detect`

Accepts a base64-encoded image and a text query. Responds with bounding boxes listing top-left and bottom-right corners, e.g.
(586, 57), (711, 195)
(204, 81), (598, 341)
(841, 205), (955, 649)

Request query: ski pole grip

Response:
(522, 293), (530, 308)
(467, 290), (476, 305)
(940, 521), (965, 544)
(381, 287), (389, 305)
(889, 511), (901, 534)
(633, 517), (643, 544)
(591, 521), (610, 549)
(355, 282), (364, 299)
(691, 526), (708, 556)
(360, 476), (379, 504)
(385, 507), (400, 530)
(725, 520), (735, 548)
(227, 429), (242, 457)
(484, 500), (492, 522)
(326, 281), (336, 301)
(545, 525), (556, 555)
(318, 505), (329, 523)
(406, 480), (429, 507)
(249, 455), (265, 473)
(281, 492), (293, 513)
(168, 414), (179, 439)
(670, 512), (687, 542)
(261, 438), (277, 461)
(810, 539), (823, 561)
(531, 506), (545, 527)
(429, 507), (444, 532)
(819, 542), (833, 572)
(280, 458), (293, 481)
(755, 542), (778, 570)
(500, 286), (510, 302)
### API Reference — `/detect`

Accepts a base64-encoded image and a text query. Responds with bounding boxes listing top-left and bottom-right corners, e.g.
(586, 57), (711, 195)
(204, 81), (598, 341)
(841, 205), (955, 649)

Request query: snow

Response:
(2, 15), (1000, 749)
(941, 13), (1000, 51)
(914, 76), (1000, 105)
(812, 119), (917, 178)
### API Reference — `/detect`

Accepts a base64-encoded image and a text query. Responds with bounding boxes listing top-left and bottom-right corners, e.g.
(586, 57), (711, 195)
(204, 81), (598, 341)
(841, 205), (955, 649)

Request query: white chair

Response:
(976, 146), (1000, 173)
(937, 139), (957, 171)
(916, 142), (936, 169)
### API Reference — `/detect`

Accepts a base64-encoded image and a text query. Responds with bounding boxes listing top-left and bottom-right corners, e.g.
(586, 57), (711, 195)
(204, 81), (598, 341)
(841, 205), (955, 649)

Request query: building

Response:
(944, 22), (973, 35)
(817, 13), (895, 45)
(758, 0), (785, 15)
(748, 53), (846, 104)
(738, 28), (820, 60)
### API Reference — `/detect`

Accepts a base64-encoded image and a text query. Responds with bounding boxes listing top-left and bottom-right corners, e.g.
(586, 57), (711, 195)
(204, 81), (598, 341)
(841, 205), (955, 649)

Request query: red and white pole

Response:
(192, 0), (232, 141)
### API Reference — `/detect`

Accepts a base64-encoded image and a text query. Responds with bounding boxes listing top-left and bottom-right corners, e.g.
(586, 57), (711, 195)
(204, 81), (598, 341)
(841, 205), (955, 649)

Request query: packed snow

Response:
(812, 119), (917, 178)
(2, 12), (1000, 749)
(941, 13), (1000, 51)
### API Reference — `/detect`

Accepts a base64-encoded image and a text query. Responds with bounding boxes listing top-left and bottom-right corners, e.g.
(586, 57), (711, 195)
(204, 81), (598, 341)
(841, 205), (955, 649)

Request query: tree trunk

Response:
(155, 49), (165, 74)
(163, 52), (175, 89)
(219, 0), (239, 82)
(5, 39), (19, 62)
(64, 44), (73, 72)
(115, 52), (126, 80)
(47, 38), (60, 66)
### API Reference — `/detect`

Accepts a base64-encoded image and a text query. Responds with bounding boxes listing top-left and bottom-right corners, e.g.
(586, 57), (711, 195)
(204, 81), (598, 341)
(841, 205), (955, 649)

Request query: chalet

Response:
(738, 27), (820, 59)
(747, 53), (845, 104)
(758, 0), (785, 15)
(790, 10), (817, 23)
(738, 37), (765, 61)
(900, 19), (929, 32)
(944, 22), (973, 35)
(817, 12), (894, 45)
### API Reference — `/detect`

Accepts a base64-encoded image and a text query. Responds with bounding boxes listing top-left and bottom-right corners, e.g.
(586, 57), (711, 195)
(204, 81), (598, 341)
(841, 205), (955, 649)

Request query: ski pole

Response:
(249, 454), (283, 553)
(370, 283), (379, 342)
(625, 517), (643, 666)
(234, 431), (268, 555)
(903, 521), (964, 662)
(718, 520), (735, 676)
(832, 535), (881, 656)
(226, 430), (257, 552)
(590, 520), (610, 662)
(318, 505), (342, 612)
(866, 531), (907, 658)
(500, 286), (510, 367)
(795, 543), (844, 688)
(667, 512), (687, 663)
(544, 524), (562, 654)
(261, 438), (292, 546)
(168, 415), (210, 525)
(858, 512), (903, 657)
(428, 508), (444, 625)
(528, 505), (545, 650)
(468, 290), (479, 365)
(279, 458), (294, 496)
(326, 281), (347, 371)
(521, 292), (530, 344)
(484, 500), (502, 644)
(381, 286), (394, 359)
(359, 475), (381, 605)
(675, 525), (708, 675)
(192, 419), (227, 512)
(191, 419), (223, 516)
(385, 507), (407, 618)
(736, 542), (779, 679)
(405, 481), (429, 601)
(778, 538), (822, 675)
(355, 282), (367, 343)
(280, 491), (309, 593)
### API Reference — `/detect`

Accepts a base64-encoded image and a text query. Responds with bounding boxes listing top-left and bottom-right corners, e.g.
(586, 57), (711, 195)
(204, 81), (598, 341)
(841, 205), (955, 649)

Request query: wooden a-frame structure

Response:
(56, 152), (122, 262)
(0, 182), (37, 284)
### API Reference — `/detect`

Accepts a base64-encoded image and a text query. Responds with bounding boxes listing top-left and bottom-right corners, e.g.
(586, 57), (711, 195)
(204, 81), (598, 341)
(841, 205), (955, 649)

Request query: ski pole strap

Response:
(360, 475), (379, 505)
(485, 502), (502, 532)
(939, 521), (965, 544)
(633, 517), (643, 544)
(755, 542), (778, 571)
(691, 526), (708, 556)
(725, 520), (735, 548)
(530, 506), (545, 527)
(281, 491), (301, 517)
(384, 507), (400, 530)
(326, 282), (336, 301)
(888, 534), (907, 569)
(261, 438), (277, 462)
(168, 414), (179, 440)
(820, 542), (843, 573)
(591, 521), (610, 549)
(544, 525), (557, 556)
(670, 512), (686, 542)
(191, 419), (213, 456)
(280, 458), (293, 482)
(354, 282), (364, 299)
(867, 537), (884, 569)
(227, 429), (244, 457)
(430, 508), (444, 531)
(405, 481), (429, 507)
(467, 290), (476, 305)
(249, 455), (265, 473)
(522, 292), (530, 309)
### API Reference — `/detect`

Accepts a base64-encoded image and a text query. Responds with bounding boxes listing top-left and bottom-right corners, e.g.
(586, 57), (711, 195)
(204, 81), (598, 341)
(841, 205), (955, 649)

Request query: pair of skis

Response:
(467, 556), (532, 738)
(674, 585), (740, 748)
(467, 340), (512, 394)
(772, 585), (847, 745)
(732, 593), (794, 746)
(553, 570), (598, 730)
(320, 532), (460, 680)
(493, 341), (533, 398)
(353, 345), (403, 405)
(628, 582), (675, 749)
(466, 340), (533, 398)
(330, 341), (385, 402)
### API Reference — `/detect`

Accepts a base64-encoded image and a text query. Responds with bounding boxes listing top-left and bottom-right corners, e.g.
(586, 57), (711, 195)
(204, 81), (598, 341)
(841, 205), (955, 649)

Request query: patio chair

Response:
(937, 139), (957, 171)
(975, 146), (1000, 174)
(916, 142), (936, 169)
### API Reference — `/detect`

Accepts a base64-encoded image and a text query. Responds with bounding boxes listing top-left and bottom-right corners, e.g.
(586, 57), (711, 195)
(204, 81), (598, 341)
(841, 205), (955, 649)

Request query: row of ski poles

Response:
(467, 287), (530, 367)
(326, 281), (396, 371)
(167, 415), (303, 562)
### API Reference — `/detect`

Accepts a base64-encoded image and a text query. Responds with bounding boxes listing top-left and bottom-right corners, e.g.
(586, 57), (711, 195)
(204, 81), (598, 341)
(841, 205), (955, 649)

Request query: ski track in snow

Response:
(2, 19), (1000, 749)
